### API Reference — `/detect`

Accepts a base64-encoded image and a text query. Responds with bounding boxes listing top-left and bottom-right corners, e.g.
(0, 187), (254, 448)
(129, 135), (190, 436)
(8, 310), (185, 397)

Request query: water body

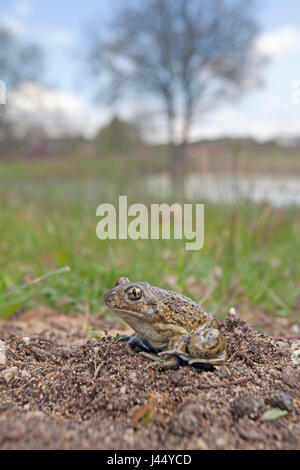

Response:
(146, 173), (300, 207)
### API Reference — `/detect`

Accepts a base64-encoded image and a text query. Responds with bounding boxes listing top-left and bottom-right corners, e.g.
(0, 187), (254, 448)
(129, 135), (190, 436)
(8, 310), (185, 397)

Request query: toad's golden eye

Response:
(126, 286), (142, 301)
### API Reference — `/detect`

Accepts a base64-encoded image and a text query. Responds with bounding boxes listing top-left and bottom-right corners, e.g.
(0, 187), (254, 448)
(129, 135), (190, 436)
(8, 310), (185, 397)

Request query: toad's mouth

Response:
(105, 306), (156, 319)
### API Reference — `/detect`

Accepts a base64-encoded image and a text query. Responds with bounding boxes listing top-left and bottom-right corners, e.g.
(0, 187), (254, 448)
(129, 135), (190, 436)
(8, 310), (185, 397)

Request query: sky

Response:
(1, 0), (300, 141)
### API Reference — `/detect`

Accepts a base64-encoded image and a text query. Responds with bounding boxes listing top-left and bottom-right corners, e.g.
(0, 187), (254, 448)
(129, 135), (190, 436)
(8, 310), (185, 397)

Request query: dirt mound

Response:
(0, 313), (299, 450)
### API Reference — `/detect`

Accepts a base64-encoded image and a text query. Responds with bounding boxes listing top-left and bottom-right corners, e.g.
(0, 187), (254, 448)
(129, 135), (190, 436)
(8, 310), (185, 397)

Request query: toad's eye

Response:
(126, 286), (142, 301)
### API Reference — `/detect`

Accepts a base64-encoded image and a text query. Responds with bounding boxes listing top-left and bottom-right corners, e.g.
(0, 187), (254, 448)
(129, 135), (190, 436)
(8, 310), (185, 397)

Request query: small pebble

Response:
(291, 341), (300, 366)
(176, 404), (204, 433)
(215, 437), (226, 448)
(291, 324), (300, 334)
(196, 438), (208, 450)
(0, 340), (7, 365)
(20, 370), (31, 379)
(0, 366), (18, 382)
(128, 372), (137, 382)
(23, 403), (30, 411)
(213, 367), (228, 379)
(231, 396), (264, 419)
(22, 337), (30, 345)
(233, 327), (243, 336)
(170, 370), (186, 386)
(281, 366), (298, 388)
(269, 391), (293, 411)
(276, 341), (288, 349)
(238, 421), (265, 441)
(123, 428), (134, 446)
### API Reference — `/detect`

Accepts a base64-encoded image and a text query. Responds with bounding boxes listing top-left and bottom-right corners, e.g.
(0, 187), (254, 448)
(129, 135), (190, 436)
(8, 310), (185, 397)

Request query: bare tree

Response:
(0, 26), (43, 151)
(0, 26), (42, 88)
(86, 0), (263, 188)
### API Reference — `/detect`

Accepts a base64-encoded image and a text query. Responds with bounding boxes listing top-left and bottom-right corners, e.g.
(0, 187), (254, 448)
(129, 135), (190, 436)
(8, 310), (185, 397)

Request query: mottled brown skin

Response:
(104, 277), (227, 369)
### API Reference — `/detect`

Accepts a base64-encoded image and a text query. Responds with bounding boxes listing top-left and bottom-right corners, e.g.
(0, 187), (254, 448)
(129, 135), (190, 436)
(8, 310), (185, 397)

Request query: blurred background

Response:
(0, 0), (299, 336)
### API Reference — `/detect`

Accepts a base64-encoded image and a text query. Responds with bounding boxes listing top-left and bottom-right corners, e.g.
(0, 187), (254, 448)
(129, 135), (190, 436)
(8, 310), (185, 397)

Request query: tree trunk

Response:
(167, 107), (188, 199)
(169, 141), (186, 198)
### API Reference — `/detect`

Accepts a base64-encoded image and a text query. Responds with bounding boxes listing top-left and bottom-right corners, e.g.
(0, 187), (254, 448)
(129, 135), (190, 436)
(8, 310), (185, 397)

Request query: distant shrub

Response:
(95, 116), (142, 155)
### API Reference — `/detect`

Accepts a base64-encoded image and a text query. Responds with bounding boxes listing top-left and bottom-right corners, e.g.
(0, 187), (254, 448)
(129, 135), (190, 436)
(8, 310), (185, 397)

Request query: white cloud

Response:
(187, 90), (300, 142)
(1, 15), (24, 35)
(255, 26), (300, 58)
(14, 0), (32, 17)
(8, 82), (109, 138)
(7, 82), (300, 143)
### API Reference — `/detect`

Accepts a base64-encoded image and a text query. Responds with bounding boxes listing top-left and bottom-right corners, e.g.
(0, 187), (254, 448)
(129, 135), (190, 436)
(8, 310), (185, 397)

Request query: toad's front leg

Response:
(115, 333), (156, 353)
(139, 323), (188, 370)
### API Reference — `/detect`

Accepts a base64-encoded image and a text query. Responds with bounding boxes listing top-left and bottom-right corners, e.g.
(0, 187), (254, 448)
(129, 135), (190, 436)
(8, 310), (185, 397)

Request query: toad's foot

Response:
(187, 350), (227, 366)
(139, 352), (179, 370)
(158, 349), (186, 357)
(115, 334), (154, 353)
(114, 334), (132, 344)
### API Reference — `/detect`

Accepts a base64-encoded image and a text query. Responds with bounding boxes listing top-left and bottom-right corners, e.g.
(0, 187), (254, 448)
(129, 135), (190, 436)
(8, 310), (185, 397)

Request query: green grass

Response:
(0, 156), (299, 324)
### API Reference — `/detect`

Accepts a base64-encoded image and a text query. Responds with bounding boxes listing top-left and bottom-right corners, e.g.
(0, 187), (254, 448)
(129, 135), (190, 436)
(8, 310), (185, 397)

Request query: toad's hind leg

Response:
(188, 349), (227, 365)
(157, 335), (188, 358)
(187, 326), (227, 365)
(140, 352), (180, 370)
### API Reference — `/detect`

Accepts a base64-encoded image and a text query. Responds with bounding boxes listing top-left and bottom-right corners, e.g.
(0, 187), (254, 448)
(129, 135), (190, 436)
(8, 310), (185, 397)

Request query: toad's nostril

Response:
(104, 290), (116, 304)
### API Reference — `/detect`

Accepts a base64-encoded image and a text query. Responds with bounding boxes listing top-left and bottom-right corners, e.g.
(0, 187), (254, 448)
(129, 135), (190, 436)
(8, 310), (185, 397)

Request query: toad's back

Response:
(148, 284), (215, 332)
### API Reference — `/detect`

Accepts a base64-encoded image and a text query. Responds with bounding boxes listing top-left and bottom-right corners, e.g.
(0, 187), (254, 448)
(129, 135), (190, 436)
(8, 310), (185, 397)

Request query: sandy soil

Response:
(0, 308), (299, 450)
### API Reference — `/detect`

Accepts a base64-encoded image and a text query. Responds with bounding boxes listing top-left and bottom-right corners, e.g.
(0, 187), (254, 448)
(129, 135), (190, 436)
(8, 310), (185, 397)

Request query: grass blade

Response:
(0, 266), (71, 301)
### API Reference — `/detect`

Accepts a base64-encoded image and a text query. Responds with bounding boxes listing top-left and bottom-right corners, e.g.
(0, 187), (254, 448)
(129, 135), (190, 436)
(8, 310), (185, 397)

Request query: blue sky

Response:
(1, 0), (300, 140)
(0, 0), (114, 91)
